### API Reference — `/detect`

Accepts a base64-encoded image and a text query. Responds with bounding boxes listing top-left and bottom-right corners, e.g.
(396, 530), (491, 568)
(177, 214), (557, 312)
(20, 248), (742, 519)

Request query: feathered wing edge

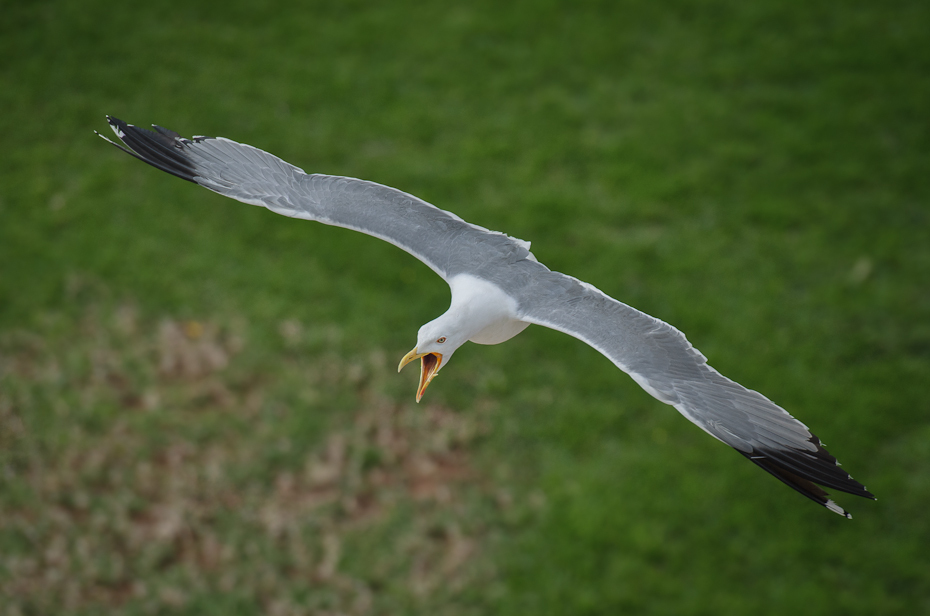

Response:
(515, 272), (876, 518)
(740, 435), (874, 519)
(96, 117), (537, 283)
(96, 116), (202, 183)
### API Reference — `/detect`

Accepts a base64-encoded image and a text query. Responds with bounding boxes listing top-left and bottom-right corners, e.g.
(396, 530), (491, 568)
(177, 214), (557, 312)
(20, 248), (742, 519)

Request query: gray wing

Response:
(510, 267), (875, 518)
(96, 117), (533, 282)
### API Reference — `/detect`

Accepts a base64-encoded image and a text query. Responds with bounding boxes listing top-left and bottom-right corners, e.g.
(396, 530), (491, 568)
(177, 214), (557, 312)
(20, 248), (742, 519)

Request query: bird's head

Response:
(397, 317), (465, 402)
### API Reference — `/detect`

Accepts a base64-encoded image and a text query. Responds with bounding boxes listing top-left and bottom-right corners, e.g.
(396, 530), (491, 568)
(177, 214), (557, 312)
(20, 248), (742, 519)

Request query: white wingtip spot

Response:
(826, 499), (851, 518)
(104, 116), (125, 138)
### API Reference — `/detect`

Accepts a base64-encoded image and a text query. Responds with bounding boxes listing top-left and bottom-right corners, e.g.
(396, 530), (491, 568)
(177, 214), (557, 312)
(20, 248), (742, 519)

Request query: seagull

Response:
(97, 116), (875, 518)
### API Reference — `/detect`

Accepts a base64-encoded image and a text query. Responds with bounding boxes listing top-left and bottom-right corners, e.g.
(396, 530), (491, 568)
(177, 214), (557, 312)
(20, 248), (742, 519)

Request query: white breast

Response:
(447, 274), (531, 345)
(469, 319), (530, 345)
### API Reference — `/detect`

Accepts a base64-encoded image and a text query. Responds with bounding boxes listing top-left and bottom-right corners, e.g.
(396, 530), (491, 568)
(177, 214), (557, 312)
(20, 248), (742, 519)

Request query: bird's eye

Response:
(436, 337), (446, 344)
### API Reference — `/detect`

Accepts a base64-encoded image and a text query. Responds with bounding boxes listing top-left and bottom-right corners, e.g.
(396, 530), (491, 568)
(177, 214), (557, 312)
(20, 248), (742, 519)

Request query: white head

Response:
(397, 313), (468, 402)
(396, 274), (525, 402)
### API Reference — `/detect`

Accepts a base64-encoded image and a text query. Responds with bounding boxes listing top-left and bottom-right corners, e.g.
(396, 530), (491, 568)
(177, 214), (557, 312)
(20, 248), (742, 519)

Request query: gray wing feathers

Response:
(513, 271), (874, 515)
(99, 117), (532, 281)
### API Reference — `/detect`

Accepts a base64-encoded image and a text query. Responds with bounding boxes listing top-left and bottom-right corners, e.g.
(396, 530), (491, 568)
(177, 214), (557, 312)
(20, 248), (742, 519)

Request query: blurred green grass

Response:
(1, 0), (928, 613)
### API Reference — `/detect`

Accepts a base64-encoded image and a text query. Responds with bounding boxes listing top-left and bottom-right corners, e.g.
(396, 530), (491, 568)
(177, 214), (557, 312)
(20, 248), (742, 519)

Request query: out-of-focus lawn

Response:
(1, 0), (928, 614)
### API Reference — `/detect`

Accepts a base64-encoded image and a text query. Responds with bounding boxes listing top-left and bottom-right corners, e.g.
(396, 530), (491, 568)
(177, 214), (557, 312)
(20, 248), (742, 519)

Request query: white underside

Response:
(447, 274), (530, 345)
(469, 316), (530, 345)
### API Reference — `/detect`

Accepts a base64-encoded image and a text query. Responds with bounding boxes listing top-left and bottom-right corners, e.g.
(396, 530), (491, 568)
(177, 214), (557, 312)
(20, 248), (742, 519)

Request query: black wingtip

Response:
(740, 439), (875, 518)
(743, 452), (847, 517)
(98, 116), (200, 183)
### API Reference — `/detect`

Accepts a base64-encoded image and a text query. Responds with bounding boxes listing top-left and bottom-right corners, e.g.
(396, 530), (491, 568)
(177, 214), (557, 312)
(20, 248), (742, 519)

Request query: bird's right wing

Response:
(97, 117), (534, 282)
(509, 267), (875, 517)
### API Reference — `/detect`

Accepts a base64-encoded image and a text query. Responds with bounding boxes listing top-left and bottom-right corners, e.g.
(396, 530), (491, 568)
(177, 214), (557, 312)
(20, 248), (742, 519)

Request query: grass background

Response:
(2, 0), (929, 613)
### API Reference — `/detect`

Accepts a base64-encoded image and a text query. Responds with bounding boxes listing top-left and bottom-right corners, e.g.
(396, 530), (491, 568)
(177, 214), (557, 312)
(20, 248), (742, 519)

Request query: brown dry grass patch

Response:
(0, 305), (504, 615)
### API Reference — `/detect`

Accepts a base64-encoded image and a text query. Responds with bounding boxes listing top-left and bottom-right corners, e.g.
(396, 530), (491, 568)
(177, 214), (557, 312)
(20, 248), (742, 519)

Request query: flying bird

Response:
(97, 116), (875, 518)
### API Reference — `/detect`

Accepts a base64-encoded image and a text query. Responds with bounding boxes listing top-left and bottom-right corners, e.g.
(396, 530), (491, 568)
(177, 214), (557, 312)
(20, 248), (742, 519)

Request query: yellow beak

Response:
(397, 347), (443, 403)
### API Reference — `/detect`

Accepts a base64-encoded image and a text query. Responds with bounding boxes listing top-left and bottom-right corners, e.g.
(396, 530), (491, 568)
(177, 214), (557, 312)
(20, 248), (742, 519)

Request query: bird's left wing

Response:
(97, 117), (533, 282)
(508, 267), (875, 517)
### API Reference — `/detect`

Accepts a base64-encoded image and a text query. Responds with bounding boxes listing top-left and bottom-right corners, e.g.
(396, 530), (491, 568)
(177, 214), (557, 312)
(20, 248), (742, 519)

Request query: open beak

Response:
(397, 347), (443, 403)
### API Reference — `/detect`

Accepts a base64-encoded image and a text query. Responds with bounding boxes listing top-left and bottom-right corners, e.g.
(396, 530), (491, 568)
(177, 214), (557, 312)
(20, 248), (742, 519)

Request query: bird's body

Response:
(98, 117), (875, 518)
(443, 274), (530, 346)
